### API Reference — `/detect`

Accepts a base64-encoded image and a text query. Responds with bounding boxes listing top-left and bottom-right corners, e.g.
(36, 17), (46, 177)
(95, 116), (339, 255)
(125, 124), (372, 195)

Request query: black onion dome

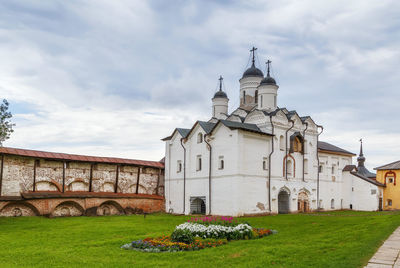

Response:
(242, 64), (264, 78)
(260, 76), (276, 85)
(213, 90), (227, 98)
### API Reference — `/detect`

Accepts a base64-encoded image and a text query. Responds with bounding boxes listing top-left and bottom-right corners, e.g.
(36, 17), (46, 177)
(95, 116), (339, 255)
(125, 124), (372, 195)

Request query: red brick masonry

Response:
(0, 191), (164, 217)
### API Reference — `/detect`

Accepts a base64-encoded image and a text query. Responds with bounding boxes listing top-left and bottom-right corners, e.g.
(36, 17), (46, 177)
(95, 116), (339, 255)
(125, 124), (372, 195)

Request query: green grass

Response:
(1, 211), (400, 267)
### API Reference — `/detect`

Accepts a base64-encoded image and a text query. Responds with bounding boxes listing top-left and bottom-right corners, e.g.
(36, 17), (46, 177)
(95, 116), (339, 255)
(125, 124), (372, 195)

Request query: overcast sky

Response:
(0, 0), (399, 170)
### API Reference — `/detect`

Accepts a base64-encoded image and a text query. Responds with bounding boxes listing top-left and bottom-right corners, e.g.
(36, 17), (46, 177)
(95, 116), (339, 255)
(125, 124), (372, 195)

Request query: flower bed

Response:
(173, 222), (253, 240)
(122, 236), (227, 252)
(122, 216), (276, 253)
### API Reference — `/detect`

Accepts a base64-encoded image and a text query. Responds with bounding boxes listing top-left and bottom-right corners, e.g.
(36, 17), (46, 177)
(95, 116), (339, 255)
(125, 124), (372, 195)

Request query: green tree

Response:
(0, 99), (15, 146)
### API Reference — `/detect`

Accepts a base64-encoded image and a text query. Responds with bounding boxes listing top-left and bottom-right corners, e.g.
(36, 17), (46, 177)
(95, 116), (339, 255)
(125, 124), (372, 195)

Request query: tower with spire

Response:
(257, 60), (279, 111)
(212, 76), (229, 119)
(356, 139), (376, 178)
(239, 47), (264, 110)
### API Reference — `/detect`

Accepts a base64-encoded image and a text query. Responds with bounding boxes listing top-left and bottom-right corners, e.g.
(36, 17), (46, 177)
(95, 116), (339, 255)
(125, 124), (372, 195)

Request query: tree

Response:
(0, 99), (15, 146)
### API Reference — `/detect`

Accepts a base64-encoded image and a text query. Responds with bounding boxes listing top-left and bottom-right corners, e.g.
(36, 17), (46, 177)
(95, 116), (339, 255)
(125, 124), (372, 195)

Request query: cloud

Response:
(0, 0), (399, 166)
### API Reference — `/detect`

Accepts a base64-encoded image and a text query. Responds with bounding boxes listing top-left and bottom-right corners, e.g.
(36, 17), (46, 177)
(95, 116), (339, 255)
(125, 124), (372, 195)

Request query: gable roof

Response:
(177, 128), (190, 138)
(161, 127), (191, 141)
(375, 160), (400, 170)
(0, 146), (164, 169)
(318, 141), (356, 156)
(343, 165), (356, 172)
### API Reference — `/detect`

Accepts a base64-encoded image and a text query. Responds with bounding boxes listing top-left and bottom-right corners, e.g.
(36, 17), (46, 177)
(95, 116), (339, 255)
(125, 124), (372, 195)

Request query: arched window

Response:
(255, 90), (258, 103)
(331, 199), (335, 209)
(243, 91), (246, 104)
(197, 133), (203, 143)
(287, 160), (293, 176)
(279, 135), (285, 151)
(293, 137), (302, 153)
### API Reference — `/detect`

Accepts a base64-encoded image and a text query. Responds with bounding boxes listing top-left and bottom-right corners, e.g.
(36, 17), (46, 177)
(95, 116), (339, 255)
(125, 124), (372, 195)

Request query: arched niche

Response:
(0, 202), (40, 217)
(51, 201), (84, 217)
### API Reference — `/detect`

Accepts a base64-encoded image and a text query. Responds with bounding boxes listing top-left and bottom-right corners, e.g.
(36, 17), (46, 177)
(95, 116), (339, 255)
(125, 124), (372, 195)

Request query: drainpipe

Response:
(285, 120), (295, 180)
(204, 134), (212, 215)
(268, 115), (275, 212)
(302, 122), (309, 182)
(316, 125), (324, 210)
(180, 138), (186, 214)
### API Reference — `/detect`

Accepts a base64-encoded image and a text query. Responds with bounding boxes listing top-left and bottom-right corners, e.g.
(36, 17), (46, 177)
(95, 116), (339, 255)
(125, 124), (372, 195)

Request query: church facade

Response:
(163, 48), (384, 216)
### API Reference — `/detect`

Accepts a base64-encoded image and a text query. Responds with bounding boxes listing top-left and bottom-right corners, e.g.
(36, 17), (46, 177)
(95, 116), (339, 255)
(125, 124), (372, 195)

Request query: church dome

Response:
(242, 64), (264, 78)
(260, 76), (276, 86)
(213, 90), (227, 98)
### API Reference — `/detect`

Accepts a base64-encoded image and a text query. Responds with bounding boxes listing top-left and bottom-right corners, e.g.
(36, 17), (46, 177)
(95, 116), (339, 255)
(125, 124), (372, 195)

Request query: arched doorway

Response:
(297, 191), (310, 213)
(190, 197), (206, 214)
(278, 191), (290, 214)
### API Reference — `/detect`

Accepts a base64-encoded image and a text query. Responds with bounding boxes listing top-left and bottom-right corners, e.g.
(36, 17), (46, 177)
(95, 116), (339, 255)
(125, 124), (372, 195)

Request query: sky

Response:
(0, 0), (399, 170)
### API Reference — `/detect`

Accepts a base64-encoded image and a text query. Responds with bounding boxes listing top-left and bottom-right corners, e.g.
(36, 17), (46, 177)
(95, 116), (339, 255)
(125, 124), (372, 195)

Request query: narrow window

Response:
(319, 164), (324, 173)
(218, 156), (224, 170)
(331, 199), (335, 209)
(261, 95), (263, 107)
(243, 91), (246, 104)
(177, 160), (182, 173)
(263, 157), (268, 170)
(196, 156), (202, 171)
(255, 90), (258, 103)
(274, 95), (277, 107)
(197, 133), (203, 143)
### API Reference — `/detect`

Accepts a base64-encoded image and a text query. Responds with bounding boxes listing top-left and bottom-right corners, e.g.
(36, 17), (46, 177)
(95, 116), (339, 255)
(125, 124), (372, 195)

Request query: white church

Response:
(163, 48), (384, 216)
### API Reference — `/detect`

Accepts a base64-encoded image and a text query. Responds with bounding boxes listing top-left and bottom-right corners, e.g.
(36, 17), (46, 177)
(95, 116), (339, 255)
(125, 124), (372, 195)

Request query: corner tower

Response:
(257, 60), (279, 111)
(212, 76), (229, 119)
(239, 47), (263, 110)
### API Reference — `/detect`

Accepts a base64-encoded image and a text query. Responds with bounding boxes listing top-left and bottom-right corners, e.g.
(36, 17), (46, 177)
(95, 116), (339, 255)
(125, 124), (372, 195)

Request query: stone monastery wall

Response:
(0, 148), (165, 217)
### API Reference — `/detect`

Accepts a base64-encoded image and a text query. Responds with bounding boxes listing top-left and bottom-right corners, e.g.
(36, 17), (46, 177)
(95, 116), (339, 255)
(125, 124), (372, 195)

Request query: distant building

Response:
(163, 48), (384, 216)
(375, 160), (400, 210)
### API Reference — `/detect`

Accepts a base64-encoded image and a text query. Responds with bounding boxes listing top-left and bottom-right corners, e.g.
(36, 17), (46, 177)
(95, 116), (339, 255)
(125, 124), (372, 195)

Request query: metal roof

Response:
(177, 128), (190, 138)
(0, 146), (164, 168)
(350, 171), (385, 187)
(375, 160), (400, 170)
(219, 120), (273, 136)
(318, 141), (356, 156)
(198, 121), (216, 134)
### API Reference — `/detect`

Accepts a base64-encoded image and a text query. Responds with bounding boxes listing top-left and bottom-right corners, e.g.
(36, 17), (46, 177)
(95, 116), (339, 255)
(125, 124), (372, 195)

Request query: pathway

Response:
(366, 227), (400, 267)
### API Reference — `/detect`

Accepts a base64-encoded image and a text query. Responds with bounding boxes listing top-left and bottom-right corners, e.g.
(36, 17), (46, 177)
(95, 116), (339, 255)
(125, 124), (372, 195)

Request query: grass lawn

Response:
(1, 211), (400, 267)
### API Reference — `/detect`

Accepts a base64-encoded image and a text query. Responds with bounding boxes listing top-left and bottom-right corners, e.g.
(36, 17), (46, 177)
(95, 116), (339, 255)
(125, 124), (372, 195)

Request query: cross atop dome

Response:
(242, 47), (263, 79)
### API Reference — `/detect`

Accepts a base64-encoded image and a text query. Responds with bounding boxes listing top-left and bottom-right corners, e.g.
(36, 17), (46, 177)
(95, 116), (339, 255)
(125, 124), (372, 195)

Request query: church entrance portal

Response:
(278, 191), (290, 214)
(190, 197), (206, 214)
(297, 191), (310, 213)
